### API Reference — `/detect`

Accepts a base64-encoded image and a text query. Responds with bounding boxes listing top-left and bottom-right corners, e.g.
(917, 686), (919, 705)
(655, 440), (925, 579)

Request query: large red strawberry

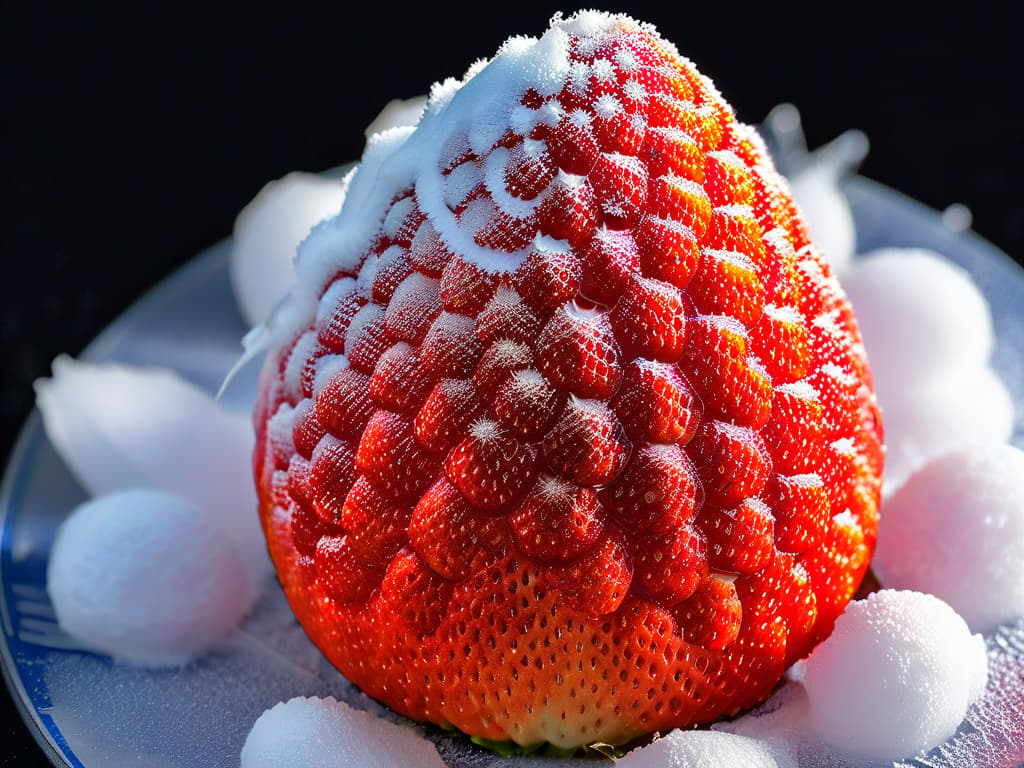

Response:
(253, 11), (883, 749)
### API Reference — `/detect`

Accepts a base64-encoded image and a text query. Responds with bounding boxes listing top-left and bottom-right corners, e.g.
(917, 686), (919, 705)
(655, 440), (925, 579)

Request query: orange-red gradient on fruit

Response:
(254, 13), (883, 748)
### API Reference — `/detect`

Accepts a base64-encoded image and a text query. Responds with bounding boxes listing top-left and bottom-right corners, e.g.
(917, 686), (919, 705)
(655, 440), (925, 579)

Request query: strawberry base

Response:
(258, 463), (872, 747)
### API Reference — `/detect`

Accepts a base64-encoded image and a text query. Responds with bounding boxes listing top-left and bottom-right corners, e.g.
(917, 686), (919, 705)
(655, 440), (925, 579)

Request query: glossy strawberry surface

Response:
(254, 12), (883, 748)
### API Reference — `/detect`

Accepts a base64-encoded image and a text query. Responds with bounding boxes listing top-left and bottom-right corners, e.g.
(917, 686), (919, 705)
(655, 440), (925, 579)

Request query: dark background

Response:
(2, 2), (1021, 763)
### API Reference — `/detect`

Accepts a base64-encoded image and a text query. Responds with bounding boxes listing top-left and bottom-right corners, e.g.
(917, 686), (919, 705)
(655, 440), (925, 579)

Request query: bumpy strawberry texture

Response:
(253, 11), (883, 749)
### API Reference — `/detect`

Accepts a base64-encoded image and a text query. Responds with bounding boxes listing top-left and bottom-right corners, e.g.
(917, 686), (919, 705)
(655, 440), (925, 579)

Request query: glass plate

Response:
(2, 176), (1022, 768)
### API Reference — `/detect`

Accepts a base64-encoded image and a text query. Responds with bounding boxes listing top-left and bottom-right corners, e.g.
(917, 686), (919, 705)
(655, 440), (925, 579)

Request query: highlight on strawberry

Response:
(252, 10), (884, 749)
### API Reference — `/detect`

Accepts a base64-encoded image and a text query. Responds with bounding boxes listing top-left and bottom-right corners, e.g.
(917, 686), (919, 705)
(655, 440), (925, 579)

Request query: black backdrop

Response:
(2, 2), (1022, 763)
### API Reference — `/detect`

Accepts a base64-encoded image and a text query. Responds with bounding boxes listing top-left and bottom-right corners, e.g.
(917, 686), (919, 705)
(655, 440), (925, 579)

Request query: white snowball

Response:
(789, 129), (868, 275)
(842, 248), (994, 405)
(47, 489), (249, 668)
(231, 172), (348, 327)
(874, 446), (1024, 631)
(617, 728), (796, 768)
(803, 590), (988, 761)
(241, 697), (446, 768)
(34, 356), (271, 602)
(879, 365), (1014, 494)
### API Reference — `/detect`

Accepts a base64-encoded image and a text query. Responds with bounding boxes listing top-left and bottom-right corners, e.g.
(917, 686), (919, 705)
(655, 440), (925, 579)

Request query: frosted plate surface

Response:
(2, 176), (1023, 767)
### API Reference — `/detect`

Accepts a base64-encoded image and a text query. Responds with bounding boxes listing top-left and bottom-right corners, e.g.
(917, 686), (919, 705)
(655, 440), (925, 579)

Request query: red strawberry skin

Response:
(253, 12), (882, 748)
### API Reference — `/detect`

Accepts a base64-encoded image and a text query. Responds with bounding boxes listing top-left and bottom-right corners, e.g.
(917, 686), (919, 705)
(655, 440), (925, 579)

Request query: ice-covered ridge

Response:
(270, 11), (696, 347)
(279, 13), (631, 336)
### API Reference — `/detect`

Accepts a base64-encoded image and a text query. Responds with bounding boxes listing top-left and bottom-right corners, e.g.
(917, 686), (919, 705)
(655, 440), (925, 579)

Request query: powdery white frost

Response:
(271, 11), (642, 348)
(802, 590), (988, 761)
(231, 172), (348, 327)
(34, 356), (271, 602)
(874, 445), (1024, 632)
(240, 696), (446, 768)
(47, 489), (249, 668)
(616, 727), (797, 768)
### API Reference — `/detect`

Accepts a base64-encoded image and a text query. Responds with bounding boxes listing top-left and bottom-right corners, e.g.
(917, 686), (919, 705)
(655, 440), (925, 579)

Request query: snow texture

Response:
(231, 172), (348, 327)
(47, 489), (249, 668)
(874, 445), (1024, 632)
(877, 366), (1014, 493)
(241, 696), (447, 768)
(842, 248), (994, 404)
(616, 727), (797, 768)
(802, 590), (988, 762)
(269, 11), (643, 349)
(34, 356), (271, 603)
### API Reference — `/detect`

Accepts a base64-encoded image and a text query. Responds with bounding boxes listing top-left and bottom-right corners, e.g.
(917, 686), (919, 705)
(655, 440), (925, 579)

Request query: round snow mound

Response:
(802, 589), (987, 761)
(874, 445), (1024, 632)
(47, 488), (249, 667)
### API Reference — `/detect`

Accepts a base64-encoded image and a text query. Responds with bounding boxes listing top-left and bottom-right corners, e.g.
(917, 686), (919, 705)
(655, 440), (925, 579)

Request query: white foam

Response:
(874, 445), (1024, 632)
(802, 590), (988, 761)
(241, 696), (446, 768)
(47, 489), (249, 668)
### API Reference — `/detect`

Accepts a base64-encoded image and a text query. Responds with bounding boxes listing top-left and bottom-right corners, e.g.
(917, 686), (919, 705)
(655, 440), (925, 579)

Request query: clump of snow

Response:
(877, 366), (1014, 493)
(35, 356), (271, 601)
(240, 697), (447, 768)
(841, 247), (1011, 492)
(270, 11), (648, 349)
(617, 727), (797, 768)
(802, 590), (988, 761)
(874, 445), (1024, 632)
(47, 489), (249, 668)
(842, 248), (994, 401)
(231, 172), (348, 327)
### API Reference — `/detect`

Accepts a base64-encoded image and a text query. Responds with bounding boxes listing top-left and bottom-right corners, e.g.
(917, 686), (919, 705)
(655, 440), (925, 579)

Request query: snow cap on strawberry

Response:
(254, 10), (883, 749)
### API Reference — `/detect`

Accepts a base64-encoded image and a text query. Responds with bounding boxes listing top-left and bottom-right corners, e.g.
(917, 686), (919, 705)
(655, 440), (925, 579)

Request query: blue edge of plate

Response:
(2, 175), (1022, 767)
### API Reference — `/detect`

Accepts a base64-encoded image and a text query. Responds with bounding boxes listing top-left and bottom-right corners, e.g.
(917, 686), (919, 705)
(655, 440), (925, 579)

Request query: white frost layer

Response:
(240, 696), (446, 768)
(278, 11), (641, 343)
(34, 356), (271, 602)
(879, 365), (1014, 493)
(874, 445), (1024, 632)
(47, 489), (249, 668)
(617, 727), (797, 768)
(231, 172), (349, 327)
(841, 247), (994, 405)
(802, 590), (988, 761)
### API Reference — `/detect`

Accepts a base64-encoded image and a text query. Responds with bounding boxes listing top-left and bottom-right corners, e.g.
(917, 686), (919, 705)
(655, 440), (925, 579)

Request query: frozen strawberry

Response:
(253, 11), (882, 750)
